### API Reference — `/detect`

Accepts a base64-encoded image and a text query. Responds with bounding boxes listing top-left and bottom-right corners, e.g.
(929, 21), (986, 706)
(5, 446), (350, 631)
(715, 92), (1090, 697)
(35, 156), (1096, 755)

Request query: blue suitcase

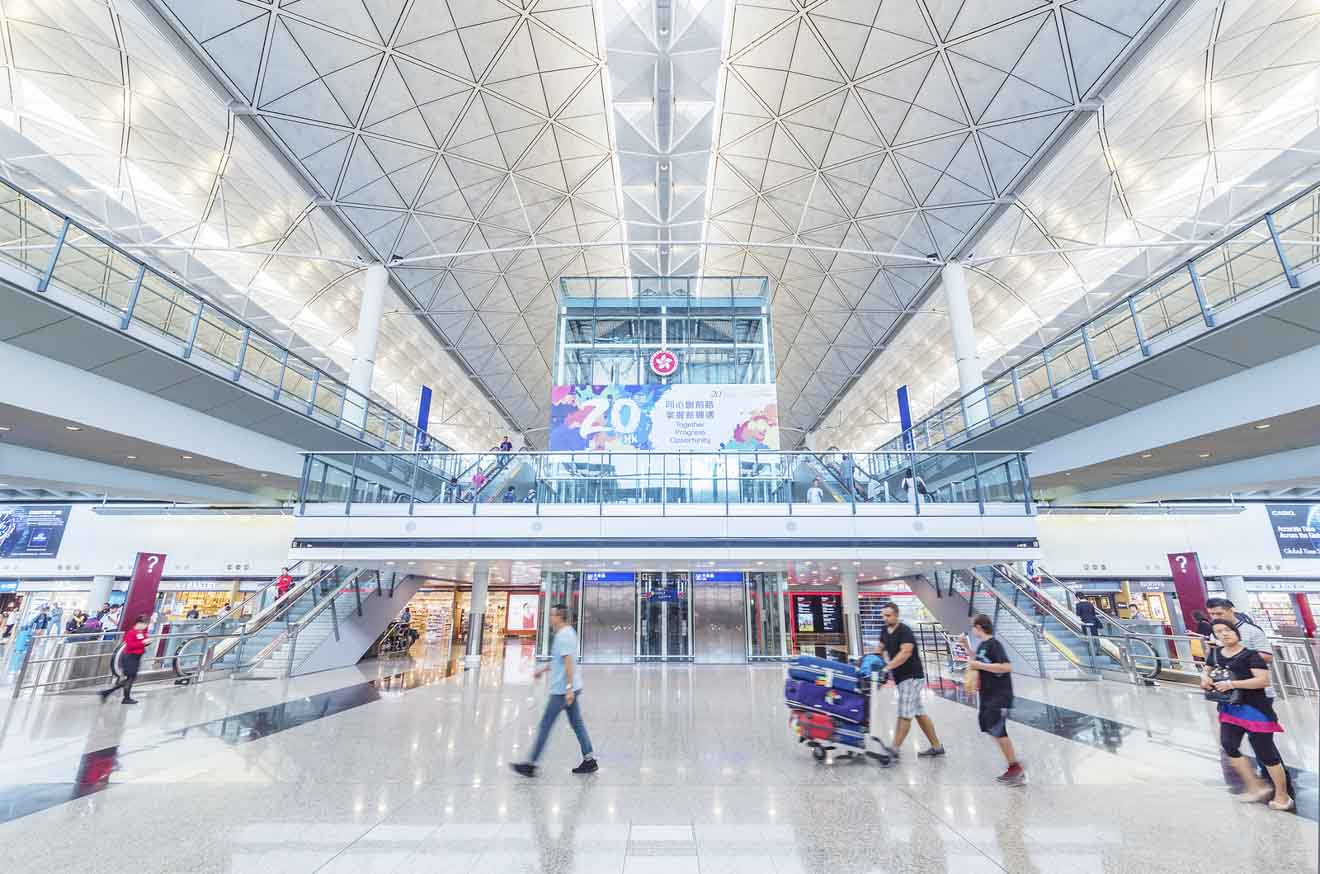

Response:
(784, 678), (867, 724)
(788, 655), (865, 692)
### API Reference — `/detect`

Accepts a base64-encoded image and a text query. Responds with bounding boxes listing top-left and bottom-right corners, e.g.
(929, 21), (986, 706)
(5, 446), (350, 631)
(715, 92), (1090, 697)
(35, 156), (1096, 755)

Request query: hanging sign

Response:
(649, 349), (678, 377)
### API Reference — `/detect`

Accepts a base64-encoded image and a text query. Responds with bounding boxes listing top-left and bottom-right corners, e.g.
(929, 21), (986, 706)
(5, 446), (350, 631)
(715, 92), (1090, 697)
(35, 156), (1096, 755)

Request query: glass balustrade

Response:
(879, 182), (1320, 454)
(296, 449), (1035, 517)
(0, 177), (444, 454)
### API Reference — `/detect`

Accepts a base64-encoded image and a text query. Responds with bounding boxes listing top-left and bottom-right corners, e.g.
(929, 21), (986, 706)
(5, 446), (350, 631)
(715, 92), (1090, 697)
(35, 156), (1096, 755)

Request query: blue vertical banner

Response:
(896, 384), (913, 451)
(415, 384), (432, 450)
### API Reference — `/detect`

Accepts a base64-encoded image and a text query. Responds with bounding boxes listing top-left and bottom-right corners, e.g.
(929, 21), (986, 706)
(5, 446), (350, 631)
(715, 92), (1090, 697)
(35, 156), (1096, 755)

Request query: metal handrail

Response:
(992, 564), (1130, 664)
(267, 569), (383, 676)
(877, 180), (1320, 454)
(0, 176), (450, 453)
(191, 559), (320, 636)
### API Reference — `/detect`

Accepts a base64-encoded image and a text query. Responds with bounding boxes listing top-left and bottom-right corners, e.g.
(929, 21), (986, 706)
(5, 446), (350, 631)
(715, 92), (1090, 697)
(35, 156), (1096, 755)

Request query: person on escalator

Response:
(472, 469), (488, 495)
(806, 478), (824, 503)
(1075, 599), (1100, 637)
(502, 486), (518, 503)
(522, 488), (537, 503)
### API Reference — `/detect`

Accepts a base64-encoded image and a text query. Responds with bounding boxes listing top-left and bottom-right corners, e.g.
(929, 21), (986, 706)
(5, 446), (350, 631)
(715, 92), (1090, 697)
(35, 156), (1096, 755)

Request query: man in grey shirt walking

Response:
(512, 603), (597, 776)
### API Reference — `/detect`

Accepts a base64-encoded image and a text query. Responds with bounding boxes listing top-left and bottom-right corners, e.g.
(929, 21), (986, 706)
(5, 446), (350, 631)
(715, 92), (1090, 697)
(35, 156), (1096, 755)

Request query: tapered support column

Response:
(942, 261), (987, 425)
(345, 263), (388, 428)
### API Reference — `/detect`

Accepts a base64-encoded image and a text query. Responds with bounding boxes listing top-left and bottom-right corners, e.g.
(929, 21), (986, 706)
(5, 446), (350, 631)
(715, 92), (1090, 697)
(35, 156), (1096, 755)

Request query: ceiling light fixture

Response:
(64, 425), (82, 431)
(0, 425), (10, 431)
(1254, 423), (1271, 430)
(181, 455), (193, 460)
(1198, 452), (1212, 458)
(126, 455), (136, 460)
(1140, 453), (1153, 459)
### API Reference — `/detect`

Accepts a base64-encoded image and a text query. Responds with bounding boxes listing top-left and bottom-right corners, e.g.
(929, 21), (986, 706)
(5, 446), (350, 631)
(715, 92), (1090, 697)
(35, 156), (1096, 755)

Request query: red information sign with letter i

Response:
(121, 552), (167, 630)
(1166, 551), (1207, 628)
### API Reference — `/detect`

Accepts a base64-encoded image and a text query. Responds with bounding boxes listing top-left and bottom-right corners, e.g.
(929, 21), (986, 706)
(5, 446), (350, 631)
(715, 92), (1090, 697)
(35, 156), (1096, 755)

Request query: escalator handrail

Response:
(1025, 565), (1146, 640)
(963, 569), (1095, 672)
(190, 560), (323, 637)
(991, 565), (1137, 669)
(246, 569), (379, 670)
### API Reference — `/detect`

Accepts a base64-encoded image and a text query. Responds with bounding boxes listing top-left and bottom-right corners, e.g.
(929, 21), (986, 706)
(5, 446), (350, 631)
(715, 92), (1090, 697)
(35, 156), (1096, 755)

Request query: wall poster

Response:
(0, 505), (71, 558)
(1267, 504), (1320, 558)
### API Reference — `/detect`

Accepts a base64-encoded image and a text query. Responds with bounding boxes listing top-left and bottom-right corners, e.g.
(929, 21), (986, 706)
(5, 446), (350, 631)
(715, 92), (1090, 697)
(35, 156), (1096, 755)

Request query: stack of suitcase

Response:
(785, 655), (872, 756)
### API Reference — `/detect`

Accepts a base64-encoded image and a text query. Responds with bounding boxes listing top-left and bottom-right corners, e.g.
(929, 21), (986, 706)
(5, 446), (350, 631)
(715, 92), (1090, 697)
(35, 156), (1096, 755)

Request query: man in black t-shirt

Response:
(878, 602), (944, 760)
(967, 614), (1024, 785)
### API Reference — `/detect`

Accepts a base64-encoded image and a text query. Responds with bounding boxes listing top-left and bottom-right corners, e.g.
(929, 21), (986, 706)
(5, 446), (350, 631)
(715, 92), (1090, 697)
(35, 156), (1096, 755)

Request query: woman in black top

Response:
(1201, 620), (1292, 811)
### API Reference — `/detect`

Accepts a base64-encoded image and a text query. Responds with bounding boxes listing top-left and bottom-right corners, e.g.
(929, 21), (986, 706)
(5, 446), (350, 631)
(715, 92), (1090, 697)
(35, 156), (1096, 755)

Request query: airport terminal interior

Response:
(2, 0), (1320, 870)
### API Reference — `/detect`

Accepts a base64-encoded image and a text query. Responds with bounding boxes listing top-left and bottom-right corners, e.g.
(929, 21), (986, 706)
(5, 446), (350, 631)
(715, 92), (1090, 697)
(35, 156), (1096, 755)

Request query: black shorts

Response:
(978, 702), (1010, 738)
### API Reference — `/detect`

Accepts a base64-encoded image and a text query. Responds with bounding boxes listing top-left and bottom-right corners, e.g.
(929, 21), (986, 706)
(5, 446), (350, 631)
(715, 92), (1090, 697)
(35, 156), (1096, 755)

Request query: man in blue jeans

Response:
(512, 604), (597, 776)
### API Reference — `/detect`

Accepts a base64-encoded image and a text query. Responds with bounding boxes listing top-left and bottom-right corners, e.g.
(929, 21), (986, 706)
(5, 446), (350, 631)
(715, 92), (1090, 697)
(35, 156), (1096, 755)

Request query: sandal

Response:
(1268, 798), (1296, 812)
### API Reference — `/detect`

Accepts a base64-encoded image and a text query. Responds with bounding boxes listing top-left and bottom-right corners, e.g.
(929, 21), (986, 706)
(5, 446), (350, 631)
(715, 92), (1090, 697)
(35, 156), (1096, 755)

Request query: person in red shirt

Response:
(100, 615), (148, 705)
(276, 567), (294, 598)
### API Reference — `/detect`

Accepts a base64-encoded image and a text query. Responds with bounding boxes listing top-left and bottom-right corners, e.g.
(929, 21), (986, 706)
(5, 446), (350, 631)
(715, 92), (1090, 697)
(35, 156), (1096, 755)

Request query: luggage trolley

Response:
(785, 655), (893, 765)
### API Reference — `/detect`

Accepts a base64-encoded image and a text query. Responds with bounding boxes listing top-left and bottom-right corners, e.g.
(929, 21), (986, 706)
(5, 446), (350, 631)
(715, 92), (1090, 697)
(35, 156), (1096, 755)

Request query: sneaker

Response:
(572, 758), (598, 774)
(511, 762), (536, 777)
(917, 746), (946, 758)
(1268, 797), (1296, 812)
(996, 764), (1026, 786)
(121, 698), (139, 705)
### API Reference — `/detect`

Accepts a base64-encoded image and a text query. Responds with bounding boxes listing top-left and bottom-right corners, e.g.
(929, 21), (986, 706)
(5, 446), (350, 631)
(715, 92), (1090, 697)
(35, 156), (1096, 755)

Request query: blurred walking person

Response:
(100, 614), (148, 705)
(512, 604), (596, 777)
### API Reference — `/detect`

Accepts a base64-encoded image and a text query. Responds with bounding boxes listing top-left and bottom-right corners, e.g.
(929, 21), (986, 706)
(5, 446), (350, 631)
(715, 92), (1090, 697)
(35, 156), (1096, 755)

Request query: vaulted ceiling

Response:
(3, 0), (1317, 450)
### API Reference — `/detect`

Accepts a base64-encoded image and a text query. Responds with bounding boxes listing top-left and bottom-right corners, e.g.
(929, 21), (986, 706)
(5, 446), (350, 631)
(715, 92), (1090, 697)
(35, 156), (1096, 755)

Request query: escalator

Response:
(1000, 564), (1202, 684)
(173, 567), (420, 680)
(905, 569), (1088, 678)
(797, 452), (859, 503)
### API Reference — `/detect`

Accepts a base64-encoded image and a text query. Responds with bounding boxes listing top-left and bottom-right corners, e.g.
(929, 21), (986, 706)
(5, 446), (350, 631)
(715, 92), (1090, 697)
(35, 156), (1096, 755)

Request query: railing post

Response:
(354, 575), (363, 616)
(1186, 262), (1216, 328)
(297, 454), (312, 514)
(1009, 368), (1025, 415)
(233, 326), (251, 381)
(345, 453), (358, 516)
(285, 629), (298, 677)
(183, 301), (204, 358)
(1041, 348), (1059, 399)
(971, 456), (985, 515)
(1032, 629), (1046, 677)
(909, 449), (921, 516)
(408, 451), (420, 516)
(1128, 296), (1150, 357)
(37, 218), (70, 293)
(1019, 453), (1034, 515)
(120, 264), (146, 329)
(273, 349), (290, 401)
(1264, 211), (1300, 289)
(306, 370), (321, 416)
(1080, 324), (1100, 380)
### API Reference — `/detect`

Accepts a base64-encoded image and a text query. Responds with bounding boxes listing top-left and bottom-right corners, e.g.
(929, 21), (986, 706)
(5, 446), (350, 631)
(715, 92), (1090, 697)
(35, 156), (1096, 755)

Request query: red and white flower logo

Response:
(649, 348), (678, 377)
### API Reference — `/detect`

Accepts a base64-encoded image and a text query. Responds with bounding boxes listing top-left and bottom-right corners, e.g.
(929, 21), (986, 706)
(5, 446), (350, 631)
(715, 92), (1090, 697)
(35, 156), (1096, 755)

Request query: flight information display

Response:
(793, 594), (843, 634)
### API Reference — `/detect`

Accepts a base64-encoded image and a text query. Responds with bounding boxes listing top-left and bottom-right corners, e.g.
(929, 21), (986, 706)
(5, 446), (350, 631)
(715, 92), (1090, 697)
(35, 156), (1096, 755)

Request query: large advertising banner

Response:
(1267, 503), (1320, 558)
(0, 505), (71, 558)
(549, 384), (779, 451)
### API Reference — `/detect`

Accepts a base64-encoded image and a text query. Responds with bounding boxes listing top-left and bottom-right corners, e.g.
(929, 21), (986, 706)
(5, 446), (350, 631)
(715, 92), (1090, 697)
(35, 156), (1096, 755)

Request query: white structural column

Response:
(465, 567), (493, 667)
(841, 570), (861, 660)
(86, 574), (115, 612)
(345, 263), (389, 428)
(942, 261), (988, 426)
(1219, 575), (1252, 611)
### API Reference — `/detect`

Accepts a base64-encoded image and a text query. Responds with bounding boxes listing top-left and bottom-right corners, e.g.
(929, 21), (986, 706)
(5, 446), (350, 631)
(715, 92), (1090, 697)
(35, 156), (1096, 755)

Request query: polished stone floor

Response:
(0, 641), (1316, 874)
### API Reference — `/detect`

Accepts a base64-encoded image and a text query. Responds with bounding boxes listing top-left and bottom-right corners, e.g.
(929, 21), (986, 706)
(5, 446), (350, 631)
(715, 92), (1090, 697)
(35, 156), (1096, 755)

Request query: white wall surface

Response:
(1037, 505), (1315, 579)
(0, 506), (296, 578)
(291, 510), (1041, 565)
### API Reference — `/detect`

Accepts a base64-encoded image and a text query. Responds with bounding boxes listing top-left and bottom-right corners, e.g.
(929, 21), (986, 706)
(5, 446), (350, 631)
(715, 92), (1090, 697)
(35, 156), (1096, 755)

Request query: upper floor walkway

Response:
(877, 181), (1320, 460)
(0, 178), (436, 457)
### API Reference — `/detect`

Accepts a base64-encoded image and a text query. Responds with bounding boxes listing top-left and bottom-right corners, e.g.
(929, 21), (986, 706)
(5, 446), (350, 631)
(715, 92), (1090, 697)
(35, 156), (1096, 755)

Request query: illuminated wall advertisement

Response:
(549, 384), (779, 452)
(793, 594), (843, 635)
(506, 593), (540, 632)
(1267, 504), (1320, 558)
(0, 505), (71, 558)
